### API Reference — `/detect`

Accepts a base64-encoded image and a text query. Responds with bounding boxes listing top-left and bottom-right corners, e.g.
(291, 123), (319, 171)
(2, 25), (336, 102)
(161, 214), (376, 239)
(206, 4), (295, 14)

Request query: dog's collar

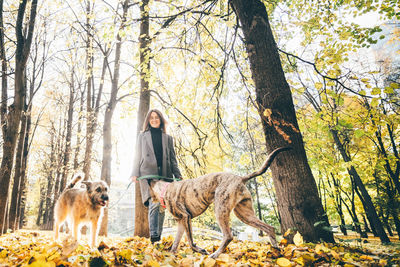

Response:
(159, 182), (170, 209)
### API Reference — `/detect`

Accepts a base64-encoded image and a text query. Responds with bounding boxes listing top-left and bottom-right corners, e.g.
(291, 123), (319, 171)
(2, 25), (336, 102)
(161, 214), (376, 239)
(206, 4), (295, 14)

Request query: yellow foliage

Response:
(276, 257), (292, 267)
(293, 232), (303, 246)
(0, 230), (398, 266)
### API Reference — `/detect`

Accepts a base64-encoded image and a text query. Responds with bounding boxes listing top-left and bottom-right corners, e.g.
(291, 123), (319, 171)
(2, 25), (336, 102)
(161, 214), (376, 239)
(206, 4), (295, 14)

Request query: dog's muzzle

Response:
(99, 194), (109, 206)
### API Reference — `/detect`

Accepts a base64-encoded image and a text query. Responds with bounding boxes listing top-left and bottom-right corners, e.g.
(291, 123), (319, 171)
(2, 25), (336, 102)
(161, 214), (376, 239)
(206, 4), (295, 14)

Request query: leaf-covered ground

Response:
(0, 230), (399, 266)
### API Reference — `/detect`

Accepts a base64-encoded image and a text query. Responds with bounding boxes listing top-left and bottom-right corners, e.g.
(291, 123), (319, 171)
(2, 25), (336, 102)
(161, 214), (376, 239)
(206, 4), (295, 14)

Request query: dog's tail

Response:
(65, 173), (84, 190)
(241, 147), (292, 183)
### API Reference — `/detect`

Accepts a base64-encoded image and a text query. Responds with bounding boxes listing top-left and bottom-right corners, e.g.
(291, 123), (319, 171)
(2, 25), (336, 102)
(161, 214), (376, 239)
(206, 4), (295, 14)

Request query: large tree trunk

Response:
(83, 0), (95, 180)
(99, 0), (130, 236)
(0, 0), (37, 234)
(41, 126), (56, 229)
(0, 0), (7, 139)
(386, 181), (400, 237)
(230, 0), (334, 242)
(8, 106), (27, 231)
(331, 129), (390, 243)
(134, 0), (151, 238)
(16, 121), (29, 229)
(74, 90), (84, 170)
(59, 75), (75, 192)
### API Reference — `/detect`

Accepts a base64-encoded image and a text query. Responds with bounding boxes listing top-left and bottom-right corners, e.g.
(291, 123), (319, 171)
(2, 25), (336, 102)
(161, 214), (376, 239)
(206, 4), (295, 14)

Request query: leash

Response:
(107, 181), (133, 210)
(108, 175), (181, 210)
(137, 175), (182, 182)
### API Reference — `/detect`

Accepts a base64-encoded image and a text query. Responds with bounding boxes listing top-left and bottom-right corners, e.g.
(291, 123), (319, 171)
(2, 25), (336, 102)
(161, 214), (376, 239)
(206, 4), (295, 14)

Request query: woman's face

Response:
(149, 112), (161, 129)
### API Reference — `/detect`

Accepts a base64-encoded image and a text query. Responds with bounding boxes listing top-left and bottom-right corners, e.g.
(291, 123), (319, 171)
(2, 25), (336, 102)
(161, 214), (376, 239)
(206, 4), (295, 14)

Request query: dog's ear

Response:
(82, 181), (92, 191)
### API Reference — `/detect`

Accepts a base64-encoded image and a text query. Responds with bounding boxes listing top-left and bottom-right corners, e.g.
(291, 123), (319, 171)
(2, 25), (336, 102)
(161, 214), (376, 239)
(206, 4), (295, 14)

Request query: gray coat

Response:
(131, 130), (182, 206)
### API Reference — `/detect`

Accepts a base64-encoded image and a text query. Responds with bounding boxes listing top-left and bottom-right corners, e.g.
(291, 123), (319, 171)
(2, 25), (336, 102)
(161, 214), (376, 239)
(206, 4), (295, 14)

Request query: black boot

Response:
(150, 235), (160, 244)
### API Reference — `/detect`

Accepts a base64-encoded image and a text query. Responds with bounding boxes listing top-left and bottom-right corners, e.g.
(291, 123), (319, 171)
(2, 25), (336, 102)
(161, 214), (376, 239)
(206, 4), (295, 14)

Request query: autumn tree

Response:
(100, 0), (131, 236)
(0, 0), (38, 234)
(134, 0), (151, 238)
(229, 0), (334, 243)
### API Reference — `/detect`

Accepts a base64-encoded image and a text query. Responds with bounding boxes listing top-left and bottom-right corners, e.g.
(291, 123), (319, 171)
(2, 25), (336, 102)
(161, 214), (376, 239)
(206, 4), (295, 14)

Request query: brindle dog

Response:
(150, 147), (291, 259)
(54, 173), (109, 247)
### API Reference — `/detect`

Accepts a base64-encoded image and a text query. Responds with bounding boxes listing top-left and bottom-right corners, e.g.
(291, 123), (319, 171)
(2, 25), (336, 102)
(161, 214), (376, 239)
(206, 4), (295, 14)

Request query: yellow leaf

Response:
(330, 250), (341, 260)
(280, 238), (288, 246)
(371, 87), (381, 95)
(117, 249), (133, 261)
(203, 257), (216, 267)
(390, 82), (399, 89)
(263, 108), (272, 117)
(28, 260), (56, 267)
(315, 82), (323, 90)
(360, 255), (373, 261)
(216, 253), (230, 262)
(283, 229), (293, 237)
(0, 249), (7, 258)
(295, 254), (315, 266)
(379, 259), (388, 266)
(293, 232), (303, 246)
(276, 257), (292, 267)
(180, 257), (194, 267)
(147, 260), (160, 267)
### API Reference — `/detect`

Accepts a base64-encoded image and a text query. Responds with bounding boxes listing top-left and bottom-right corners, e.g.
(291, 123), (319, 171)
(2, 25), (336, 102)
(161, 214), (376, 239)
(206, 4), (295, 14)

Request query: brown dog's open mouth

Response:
(99, 200), (107, 206)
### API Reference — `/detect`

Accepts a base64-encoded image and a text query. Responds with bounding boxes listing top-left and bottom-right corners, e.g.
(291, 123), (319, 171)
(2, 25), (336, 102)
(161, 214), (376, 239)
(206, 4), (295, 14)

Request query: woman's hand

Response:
(131, 176), (138, 183)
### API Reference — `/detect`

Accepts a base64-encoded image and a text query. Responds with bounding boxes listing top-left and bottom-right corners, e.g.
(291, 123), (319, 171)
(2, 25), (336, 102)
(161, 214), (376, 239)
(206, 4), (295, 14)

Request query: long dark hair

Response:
(142, 109), (167, 133)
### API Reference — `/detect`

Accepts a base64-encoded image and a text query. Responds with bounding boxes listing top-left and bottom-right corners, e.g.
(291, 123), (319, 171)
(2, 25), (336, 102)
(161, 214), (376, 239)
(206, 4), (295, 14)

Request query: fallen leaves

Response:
(0, 230), (398, 266)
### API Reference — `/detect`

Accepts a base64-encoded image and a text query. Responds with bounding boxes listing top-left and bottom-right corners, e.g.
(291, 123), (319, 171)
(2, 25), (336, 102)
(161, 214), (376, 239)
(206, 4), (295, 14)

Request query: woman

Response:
(130, 109), (182, 243)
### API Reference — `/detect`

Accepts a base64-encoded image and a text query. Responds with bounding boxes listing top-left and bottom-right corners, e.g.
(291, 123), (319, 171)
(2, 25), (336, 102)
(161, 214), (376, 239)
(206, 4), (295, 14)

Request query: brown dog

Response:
(54, 173), (109, 247)
(150, 147), (291, 259)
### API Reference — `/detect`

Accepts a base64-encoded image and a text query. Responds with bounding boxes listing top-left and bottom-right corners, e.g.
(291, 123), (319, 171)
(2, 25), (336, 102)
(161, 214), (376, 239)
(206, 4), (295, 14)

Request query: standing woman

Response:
(130, 109), (182, 243)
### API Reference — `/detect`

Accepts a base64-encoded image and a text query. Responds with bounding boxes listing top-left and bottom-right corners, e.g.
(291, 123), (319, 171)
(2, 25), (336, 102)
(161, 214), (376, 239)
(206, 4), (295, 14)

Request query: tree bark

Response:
(0, 0), (7, 138)
(99, 0), (130, 236)
(82, 0), (104, 180)
(8, 106), (27, 231)
(74, 90), (84, 170)
(327, 173), (347, 235)
(59, 73), (75, 192)
(41, 125), (56, 229)
(0, 0), (37, 234)
(230, 0), (334, 243)
(134, 0), (151, 238)
(385, 181), (400, 237)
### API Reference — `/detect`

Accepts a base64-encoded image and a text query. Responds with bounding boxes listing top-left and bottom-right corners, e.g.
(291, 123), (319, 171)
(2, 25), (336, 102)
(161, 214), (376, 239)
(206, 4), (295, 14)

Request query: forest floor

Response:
(0, 229), (399, 266)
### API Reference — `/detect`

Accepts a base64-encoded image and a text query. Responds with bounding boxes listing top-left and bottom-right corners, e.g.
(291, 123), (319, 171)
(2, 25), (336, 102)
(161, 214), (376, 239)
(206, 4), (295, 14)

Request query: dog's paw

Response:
(209, 252), (219, 259)
(193, 246), (208, 255)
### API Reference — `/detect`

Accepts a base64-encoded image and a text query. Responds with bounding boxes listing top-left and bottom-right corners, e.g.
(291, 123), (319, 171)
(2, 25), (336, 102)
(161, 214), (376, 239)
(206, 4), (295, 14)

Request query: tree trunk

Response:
(83, 0), (95, 180)
(230, 0), (334, 243)
(59, 75), (75, 192)
(134, 0), (151, 238)
(330, 129), (390, 243)
(8, 106), (27, 231)
(99, 0), (130, 236)
(386, 181), (400, 238)
(328, 173), (347, 235)
(42, 130), (56, 229)
(74, 90), (84, 170)
(36, 178), (46, 226)
(0, 0), (37, 234)
(0, 0), (7, 139)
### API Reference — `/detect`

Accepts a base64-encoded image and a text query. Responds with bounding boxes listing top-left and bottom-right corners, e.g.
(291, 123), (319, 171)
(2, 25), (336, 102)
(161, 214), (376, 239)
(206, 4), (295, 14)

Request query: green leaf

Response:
(354, 129), (364, 138)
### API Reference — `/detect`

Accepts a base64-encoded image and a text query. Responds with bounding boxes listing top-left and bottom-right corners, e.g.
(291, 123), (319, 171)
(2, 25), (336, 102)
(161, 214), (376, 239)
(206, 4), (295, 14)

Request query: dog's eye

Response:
(96, 187), (101, 192)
